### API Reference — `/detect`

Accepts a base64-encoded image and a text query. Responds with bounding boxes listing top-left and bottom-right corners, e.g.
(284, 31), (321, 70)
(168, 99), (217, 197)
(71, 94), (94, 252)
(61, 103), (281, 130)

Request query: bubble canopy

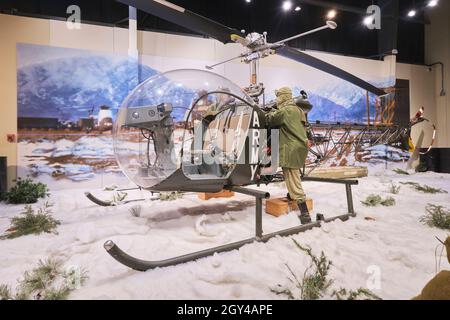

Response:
(114, 69), (255, 190)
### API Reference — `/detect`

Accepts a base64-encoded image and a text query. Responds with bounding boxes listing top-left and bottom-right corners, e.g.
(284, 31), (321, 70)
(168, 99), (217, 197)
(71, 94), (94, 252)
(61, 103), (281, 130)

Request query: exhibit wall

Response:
(0, 13), (440, 189)
(425, 0), (450, 148)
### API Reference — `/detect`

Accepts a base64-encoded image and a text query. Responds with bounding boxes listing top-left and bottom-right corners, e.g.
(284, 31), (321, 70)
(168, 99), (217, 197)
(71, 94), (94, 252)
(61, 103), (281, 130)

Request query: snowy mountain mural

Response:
(17, 43), (388, 125)
(17, 45), (157, 121)
(264, 80), (385, 123)
(316, 81), (382, 122)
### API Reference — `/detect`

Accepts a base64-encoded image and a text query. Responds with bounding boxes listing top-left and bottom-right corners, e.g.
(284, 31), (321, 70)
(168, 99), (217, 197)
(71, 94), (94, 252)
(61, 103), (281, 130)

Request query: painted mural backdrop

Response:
(17, 43), (404, 188)
(17, 43), (155, 187)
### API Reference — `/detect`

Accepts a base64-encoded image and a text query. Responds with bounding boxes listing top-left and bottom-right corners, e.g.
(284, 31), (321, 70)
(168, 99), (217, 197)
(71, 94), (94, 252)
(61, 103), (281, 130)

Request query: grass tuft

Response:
(129, 205), (142, 218)
(400, 182), (448, 194)
(160, 192), (183, 201)
(361, 194), (396, 207)
(381, 197), (396, 207)
(361, 195), (382, 207)
(1, 202), (60, 240)
(393, 168), (410, 175)
(272, 239), (381, 300)
(0, 284), (13, 300)
(332, 288), (382, 300)
(0, 258), (88, 300)
(420, 204), (450, 230)
(388, 183), (401, 195)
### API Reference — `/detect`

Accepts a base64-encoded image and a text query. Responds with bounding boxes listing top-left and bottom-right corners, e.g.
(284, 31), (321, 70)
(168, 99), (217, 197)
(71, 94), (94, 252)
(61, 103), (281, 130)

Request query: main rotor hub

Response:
(245, 32), (267, 49)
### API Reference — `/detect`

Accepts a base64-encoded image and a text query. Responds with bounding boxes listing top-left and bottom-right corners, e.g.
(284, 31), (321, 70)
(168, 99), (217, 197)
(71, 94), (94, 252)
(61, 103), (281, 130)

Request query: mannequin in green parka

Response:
(265, 87), (311, 224)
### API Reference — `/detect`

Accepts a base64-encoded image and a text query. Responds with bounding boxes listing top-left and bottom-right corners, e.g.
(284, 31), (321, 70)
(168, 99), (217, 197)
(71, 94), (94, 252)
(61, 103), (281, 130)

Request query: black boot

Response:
(297, 201), (312, 225)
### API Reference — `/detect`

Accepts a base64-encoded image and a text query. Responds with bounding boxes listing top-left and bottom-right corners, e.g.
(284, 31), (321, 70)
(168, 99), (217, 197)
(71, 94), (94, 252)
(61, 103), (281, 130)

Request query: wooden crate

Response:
(308, 166), (368, 179)
(266, 198), (313, 217)
(198, 190), (235, 201)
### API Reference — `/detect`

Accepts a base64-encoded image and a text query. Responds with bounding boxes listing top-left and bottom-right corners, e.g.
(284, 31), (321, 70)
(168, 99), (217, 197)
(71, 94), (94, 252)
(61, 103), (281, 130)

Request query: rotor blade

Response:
(276, 46), (386, 96)
(116, 0), (242, 44)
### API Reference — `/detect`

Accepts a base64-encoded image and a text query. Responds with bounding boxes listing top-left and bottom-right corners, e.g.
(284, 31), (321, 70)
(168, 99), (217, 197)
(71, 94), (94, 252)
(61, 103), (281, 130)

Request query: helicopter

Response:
(89, 0), (431, 271)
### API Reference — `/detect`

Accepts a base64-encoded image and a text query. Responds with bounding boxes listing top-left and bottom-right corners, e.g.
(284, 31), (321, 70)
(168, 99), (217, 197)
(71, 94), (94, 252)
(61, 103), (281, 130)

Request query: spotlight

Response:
(245, 0), (251, 3)
(427, 0), (438, 7)
(327, 10), (337, 19)
(407, 10), (416, 17)
(282, 1), (293, 11)
(295, 6), (301, 12)
(363, 16), (372, 26)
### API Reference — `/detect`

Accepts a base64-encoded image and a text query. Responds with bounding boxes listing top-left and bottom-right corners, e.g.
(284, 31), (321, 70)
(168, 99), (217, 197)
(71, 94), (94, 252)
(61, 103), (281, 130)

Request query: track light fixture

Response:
(407, 10), (416, 17)
(327, 9), (337, 19)
(282, 1), (293, 12)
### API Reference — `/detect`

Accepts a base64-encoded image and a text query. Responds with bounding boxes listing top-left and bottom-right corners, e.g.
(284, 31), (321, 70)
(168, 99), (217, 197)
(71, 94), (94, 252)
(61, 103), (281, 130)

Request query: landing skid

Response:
(104, 179), (358, 272)
(85, 190), (148, 207)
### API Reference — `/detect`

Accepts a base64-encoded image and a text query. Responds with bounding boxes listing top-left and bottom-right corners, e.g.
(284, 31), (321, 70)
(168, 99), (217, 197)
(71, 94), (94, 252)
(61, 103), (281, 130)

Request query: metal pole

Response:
(128, 7), (138, 59)
(227, 186), (270, 199)
(226, 186), (269, 239)
(366, 91), (370, 127)
(345, 184), (355, 216)
(206, 54), (243, 70)
(250, 60), (257, 85)
(275, 21), (337, 45)
(255, 197), (263, 239)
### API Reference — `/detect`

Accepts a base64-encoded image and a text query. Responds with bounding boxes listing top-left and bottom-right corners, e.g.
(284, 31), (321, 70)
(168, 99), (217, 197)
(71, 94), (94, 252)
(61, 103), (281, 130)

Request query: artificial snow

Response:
(0, 165), (449, 300)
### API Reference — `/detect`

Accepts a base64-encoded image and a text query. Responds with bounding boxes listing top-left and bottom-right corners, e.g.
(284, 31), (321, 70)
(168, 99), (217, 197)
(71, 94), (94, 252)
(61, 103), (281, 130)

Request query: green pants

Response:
(283, 167), (306, 203)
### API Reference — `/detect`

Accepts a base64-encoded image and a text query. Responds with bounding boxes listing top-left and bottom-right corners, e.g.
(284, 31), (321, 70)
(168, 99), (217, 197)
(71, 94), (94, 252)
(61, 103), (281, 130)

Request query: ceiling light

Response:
(363, 16), (372, 26)
(245, 0), (251, 3)
(428, 0), (438, 7)
(327, 10), (337, 19)
(282, 1), (293, 12)
(408, 10), (416, 17)
(295, 6), (301, 12)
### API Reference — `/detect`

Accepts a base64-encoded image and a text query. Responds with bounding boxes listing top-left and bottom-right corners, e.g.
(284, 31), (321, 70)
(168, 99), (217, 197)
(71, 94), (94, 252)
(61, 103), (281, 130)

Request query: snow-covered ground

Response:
(0, 165), (449, 300)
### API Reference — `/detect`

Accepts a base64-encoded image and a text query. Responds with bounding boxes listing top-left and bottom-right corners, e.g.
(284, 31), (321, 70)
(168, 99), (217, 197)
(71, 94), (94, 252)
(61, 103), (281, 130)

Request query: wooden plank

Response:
(198, 190), (235, 201)
(308, 166), (368, 179)
(266, 198), (313, 217)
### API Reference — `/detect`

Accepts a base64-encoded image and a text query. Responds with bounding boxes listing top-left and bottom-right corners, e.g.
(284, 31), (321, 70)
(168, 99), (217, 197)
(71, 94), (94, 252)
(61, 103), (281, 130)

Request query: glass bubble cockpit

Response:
(113, 69), (255, 191)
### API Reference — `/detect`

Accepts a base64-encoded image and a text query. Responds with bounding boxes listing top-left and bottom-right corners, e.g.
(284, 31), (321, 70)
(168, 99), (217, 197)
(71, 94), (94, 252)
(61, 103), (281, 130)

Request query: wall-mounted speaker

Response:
(0, 157), (6, 193)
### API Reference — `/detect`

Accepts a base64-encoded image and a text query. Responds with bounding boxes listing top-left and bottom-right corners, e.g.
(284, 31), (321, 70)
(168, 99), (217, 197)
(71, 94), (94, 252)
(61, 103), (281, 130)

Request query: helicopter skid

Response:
(104, 182), (357, 272)
(85, 190), (149, 207)
(104, 213), (352, 272)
